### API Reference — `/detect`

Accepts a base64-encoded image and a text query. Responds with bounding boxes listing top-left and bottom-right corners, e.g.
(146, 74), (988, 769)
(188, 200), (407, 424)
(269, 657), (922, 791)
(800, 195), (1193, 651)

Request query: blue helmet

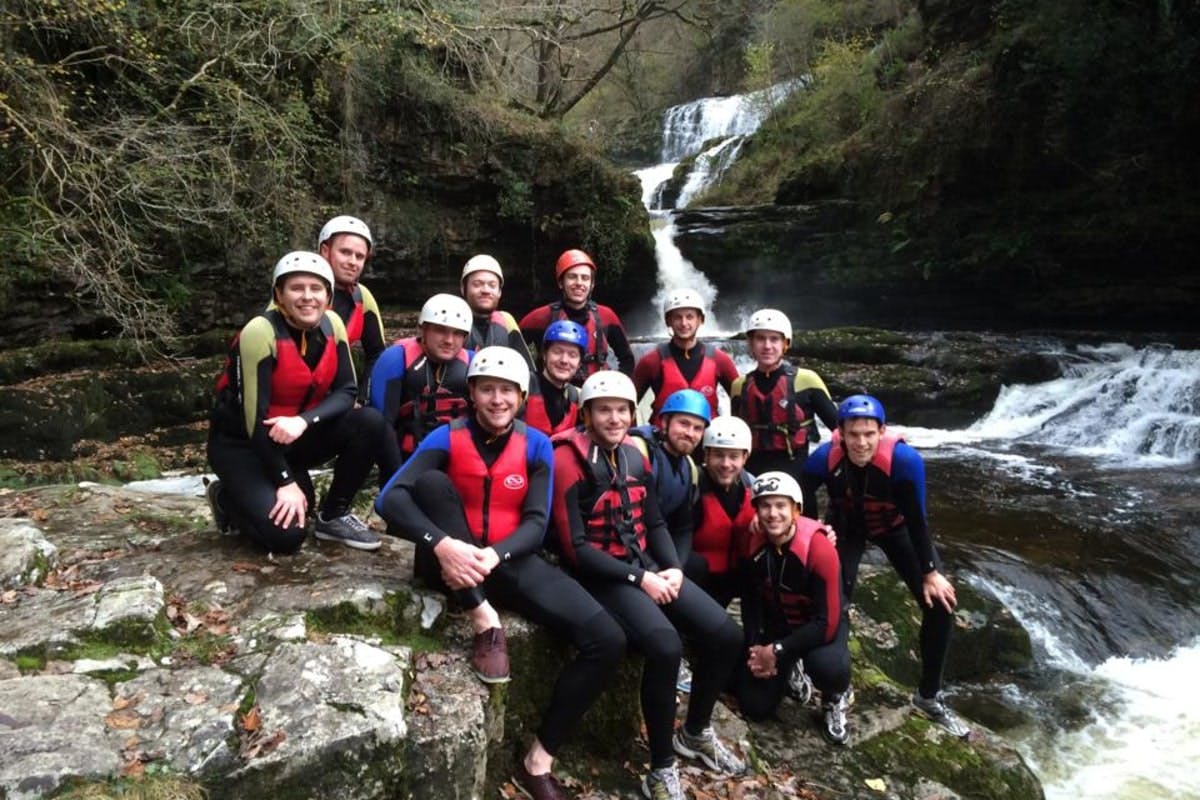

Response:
(659, 389), (712, 425)
(543, 319), (588, 352)
(837, 394), (886, 425)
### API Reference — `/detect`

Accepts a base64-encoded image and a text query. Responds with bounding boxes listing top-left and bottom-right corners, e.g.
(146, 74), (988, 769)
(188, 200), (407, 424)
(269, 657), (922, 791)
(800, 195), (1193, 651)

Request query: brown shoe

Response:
(471, 627), (510, 684)
(513, 760), (570, 800)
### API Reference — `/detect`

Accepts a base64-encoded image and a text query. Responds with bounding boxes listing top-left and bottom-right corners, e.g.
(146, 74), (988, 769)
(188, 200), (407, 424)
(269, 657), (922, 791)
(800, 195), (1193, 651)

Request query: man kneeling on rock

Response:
(735, 471), (852, 744)
(376, 346), (626, 800)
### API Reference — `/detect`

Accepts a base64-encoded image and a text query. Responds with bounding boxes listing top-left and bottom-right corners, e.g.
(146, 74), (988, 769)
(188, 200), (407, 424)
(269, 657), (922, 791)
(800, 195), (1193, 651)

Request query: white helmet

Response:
(418, 293), (473, 333)
(317, 215), (373, 251)
(662, 288), (705, 318)
(703, 415), (753, 454)
(272, 251), (334, 292)
(746, 308), (791, 340)
(461, 254), (504, 286)
(580, 370), (637, 406)
(467, 346), (530, 394)
(751, 471), (803, 506)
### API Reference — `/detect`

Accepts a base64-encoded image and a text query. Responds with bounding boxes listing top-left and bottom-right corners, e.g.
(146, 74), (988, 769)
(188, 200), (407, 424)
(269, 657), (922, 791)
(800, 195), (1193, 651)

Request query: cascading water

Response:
(632, 80), (803, 335)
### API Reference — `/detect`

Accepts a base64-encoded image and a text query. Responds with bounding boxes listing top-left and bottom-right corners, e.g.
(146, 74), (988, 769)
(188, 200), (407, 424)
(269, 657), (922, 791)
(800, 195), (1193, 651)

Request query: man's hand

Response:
(433, 538), (492, 589)
(746, 643), (778, 679)
(640, 571), (675, 605)
(922, 570), (957, 613)
(269, 482), (307, 529)
(264, 415), (308, 444)
(656, 568), (683, 600)
(820, 523), (837, 547)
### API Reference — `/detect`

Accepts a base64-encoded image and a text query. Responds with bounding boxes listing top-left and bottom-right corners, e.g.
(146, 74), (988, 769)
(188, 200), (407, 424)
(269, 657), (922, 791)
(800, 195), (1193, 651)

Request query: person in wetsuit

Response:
(550, 370), (744, 800)
(376, 346), (624, 800)
(316, 215), (386, 401)
(459, 254), (535, 371)
(801, 394), (971, 739)
(523, 320), (587, 437)
(207, 251), (388, 553)
(519, 249), (634, 385)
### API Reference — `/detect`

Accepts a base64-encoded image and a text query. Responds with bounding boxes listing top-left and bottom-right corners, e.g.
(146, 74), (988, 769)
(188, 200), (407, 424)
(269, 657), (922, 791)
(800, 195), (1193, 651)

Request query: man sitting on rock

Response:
(801, 394), (971, 738)
(376, 346), (626, 800)
(736, 471), (852, 744)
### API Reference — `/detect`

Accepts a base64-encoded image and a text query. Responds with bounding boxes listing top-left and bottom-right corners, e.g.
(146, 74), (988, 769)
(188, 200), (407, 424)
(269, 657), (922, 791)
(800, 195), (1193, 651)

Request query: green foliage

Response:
(49, 774), (207, 800)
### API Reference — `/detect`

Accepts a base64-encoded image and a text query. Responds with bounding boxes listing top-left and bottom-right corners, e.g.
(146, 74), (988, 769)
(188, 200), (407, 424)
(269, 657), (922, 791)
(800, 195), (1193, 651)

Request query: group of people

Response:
(204, 215), (971, 800)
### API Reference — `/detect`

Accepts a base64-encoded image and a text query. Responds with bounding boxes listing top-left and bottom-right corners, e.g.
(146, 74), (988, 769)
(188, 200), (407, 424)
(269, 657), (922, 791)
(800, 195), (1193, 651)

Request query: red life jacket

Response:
(395, 337), (470, 453)
(554, 430), (651, 563)
(742, 364), (813, 457)
(444, 418), (529, 547)
(340, 285), (366, 344)
(649, 342), (720, 426)
(692, 475), (755, 575)
(827, 430), (906, 538)
(749, 517), (824, 628)
(548, 300), (608, 379)
(214, 311), (339, 418)
(524, 383), (580, 436)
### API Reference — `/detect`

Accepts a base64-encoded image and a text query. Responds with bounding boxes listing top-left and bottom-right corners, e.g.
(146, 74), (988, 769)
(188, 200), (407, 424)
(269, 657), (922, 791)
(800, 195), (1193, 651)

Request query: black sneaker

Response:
(314, 512), (381, 551)
(204, 478), (238, 536)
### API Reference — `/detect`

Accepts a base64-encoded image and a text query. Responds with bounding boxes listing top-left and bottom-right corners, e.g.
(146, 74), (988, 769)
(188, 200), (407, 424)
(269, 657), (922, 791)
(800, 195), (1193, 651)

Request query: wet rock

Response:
(403, 652), (490, 800)
(0, 518), (57, 588)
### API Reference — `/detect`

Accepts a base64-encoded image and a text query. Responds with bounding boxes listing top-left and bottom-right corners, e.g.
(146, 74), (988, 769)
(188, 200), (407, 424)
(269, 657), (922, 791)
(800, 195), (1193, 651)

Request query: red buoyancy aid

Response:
(750, 517), (824, 628)
(524, 385), (580, 436)
(650, 342), (720, 426)
(396, 337), (470, 452)
(692, 478), (755, 575)
(214, 312), (339, 418)
(555, 430), (651, 562)
(549, 300), (608, 379)
(742, 364), (812, 456)
(827, 430), (906, 538)
(342, 285), (365, 344)
(445, 418), (529, 546)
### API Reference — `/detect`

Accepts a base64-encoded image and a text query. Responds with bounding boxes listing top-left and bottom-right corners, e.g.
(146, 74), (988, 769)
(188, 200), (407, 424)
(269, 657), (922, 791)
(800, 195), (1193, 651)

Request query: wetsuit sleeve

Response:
(891, 443), (938, 574)
(632, 348), (662, 400)
(665, 488), (695, 566)
(368, 343), (407, 425)
(779, 533), (842, 656)
(236, 316), (294, 486)
(600, 309), (635, 376)
(490, 433), (553, 561)
(358, 285), (387, 400)
(297, 313), (356, 426)
(552, 446), (650, 585)
(519, 306), (551, 355)
(800, 445), (832, 521)
(730, 375), (747, 418)
(642, 481), (681, 571)
(794, 369), (838, 433)
(714, 349), (740, 394)
(374, 426), (452, 546)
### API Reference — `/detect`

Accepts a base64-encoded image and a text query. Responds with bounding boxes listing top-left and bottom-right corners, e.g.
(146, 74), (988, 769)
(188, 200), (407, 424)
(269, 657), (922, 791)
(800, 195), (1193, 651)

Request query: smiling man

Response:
(377, 347), (625, 800)
(801, 394), (971, 739)
(519, 249), (634, 385)
(459, 254), (535, 371)
(316, 216), (386, 400)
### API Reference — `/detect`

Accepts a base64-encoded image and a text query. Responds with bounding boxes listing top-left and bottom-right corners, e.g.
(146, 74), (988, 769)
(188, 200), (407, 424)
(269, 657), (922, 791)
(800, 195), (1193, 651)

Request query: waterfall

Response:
(633, 79), (803, 334)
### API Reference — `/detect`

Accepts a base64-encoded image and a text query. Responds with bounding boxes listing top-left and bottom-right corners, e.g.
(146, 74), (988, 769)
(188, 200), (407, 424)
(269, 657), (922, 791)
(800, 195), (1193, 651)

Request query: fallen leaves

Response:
(236, 704), (287, 760)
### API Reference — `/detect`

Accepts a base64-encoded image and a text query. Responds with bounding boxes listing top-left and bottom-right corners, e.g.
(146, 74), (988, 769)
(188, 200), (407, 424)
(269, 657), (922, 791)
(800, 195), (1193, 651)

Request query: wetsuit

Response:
(376, 417), (624, 754)
(523, 371), (581, 436)
(367, 338), (473, 470)
(629, 425), (698, 569)
(208, 309), (389, 552)
(801, 432), (952, 699)
(686, 472), (755, 608)
(331, 282), (386, 402)
(551, 431), (741, 769)
(465, 310), (536, 372)
(520, 301), (634, 385)
(731, 364), (838, 478)
(735, 517), (850, 721)
(633, 341), (739, 427)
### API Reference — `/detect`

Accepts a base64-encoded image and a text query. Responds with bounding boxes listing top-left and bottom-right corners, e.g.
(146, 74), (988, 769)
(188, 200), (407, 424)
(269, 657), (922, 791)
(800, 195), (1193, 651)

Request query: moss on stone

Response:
(304, 591), (425, 646)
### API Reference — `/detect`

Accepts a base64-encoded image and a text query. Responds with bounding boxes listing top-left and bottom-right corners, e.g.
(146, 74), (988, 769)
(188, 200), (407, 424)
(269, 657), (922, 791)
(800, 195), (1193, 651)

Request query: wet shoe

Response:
(822, 690), (851, 745)
(672, 725), (746, 775)
(676, 660), (693, 694)
(912, 691), (971, 738)
(204, 478), (237, 536)
(787, 660), (814, 705)
(641, 764), (684, 800)
(513, 759), (568, 800)
(471, 627), (511, 684)
(314, 512), (381, 551)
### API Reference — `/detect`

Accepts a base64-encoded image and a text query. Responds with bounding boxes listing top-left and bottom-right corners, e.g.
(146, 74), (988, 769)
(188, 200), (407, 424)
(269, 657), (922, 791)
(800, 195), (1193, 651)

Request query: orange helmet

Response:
(555, 249), (596, 281)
